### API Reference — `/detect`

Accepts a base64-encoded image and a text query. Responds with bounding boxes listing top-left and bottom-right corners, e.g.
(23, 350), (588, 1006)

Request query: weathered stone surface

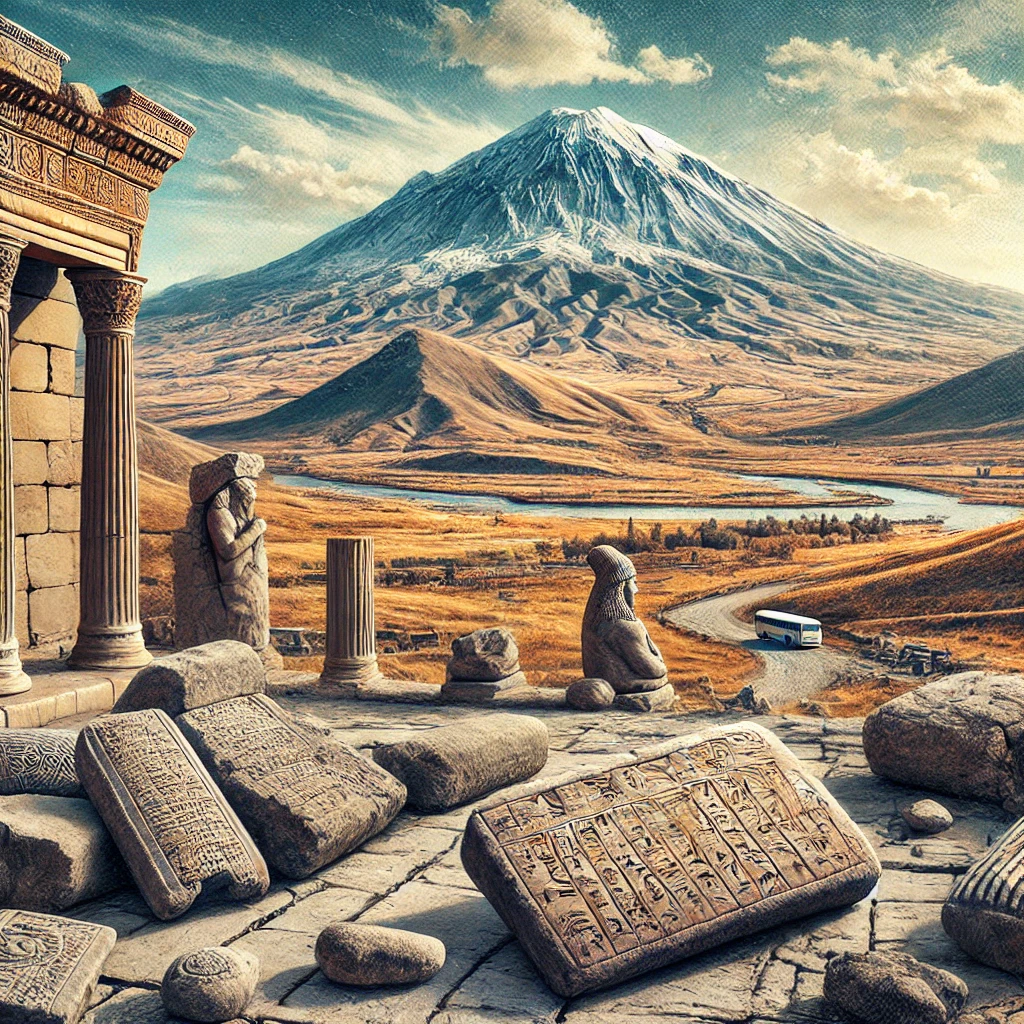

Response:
(0, 910), (116, 1024)
(944, 814), (1024, 974)
(48, 486), (80, 532)
(823, 950), (967, 1024)
(373, 713), (548, 812)
(161, 946), (259, 1023)
(47, 440), (83, 486)
(440, 671), (527, 702)
(25, 532), (78, 588)
(315, 922), (446, 986)
(447, 628), (520, 682)
(959, 997), (1024, 1023)
(28, 584), (78, 642)
(863, 673), (1024, 813)
(461, 722), (880, 998)
(581, 545), (668, 694)
(49, 347), (76, 396)
(613, 681), (676, 712)
(0, 728), (81, 796)
(188, 453), (265, 506)
(14, 483), (47, 534)
(176, 694), (406, 879)
(10, 391), (70, 442)
(903, 799), (953, 834)
(10, 340), (48, 392)
(75, 709), (270, 921)
(566, 677), (615, 710)
(112, 640), (265, 717)
(13, 440), (47, 485)
(0, 795), (125, 913)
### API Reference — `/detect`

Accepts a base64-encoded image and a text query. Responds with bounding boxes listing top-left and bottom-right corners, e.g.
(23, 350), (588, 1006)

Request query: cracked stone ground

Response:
(73, 699), (1024, 1024)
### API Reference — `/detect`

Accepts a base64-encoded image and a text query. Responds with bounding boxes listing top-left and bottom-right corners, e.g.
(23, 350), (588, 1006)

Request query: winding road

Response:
(663, 582), (859, 706)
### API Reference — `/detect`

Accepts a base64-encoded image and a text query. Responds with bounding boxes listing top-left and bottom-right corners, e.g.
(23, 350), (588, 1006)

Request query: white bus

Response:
(754, 610), (822, 648)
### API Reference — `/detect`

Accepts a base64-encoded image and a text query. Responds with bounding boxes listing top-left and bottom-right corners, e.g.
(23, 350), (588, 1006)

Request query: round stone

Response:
(161, 947), (260, 1023)
(565, 678), (615, 710)
(902, 799), (953, 834)
(315, 923), (446, 987)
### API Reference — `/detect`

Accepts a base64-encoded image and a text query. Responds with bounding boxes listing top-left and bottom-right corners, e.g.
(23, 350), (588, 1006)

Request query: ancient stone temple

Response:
(0, 15), (193, 690)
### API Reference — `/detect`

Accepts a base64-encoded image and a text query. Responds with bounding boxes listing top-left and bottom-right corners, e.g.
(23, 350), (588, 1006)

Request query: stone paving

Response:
(70, 698), (1024, 1024)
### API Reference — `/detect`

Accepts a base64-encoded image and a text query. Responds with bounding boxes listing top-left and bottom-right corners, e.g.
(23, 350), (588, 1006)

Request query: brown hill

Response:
(138, 420), (222, 485)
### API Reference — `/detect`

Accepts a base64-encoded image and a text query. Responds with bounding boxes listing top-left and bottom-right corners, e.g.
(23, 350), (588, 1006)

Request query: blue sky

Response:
(8, 0), (1024, 294)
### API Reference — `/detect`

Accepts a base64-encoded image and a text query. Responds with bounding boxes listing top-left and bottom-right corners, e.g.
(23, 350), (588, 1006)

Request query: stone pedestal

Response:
(67, 269), (151, 670)
(0, 235), (30, 696)
(320, 537), (381, 691)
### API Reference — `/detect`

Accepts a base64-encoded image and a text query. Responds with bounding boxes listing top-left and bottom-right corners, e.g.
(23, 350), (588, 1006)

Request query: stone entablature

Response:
(0, 14), (194, 272)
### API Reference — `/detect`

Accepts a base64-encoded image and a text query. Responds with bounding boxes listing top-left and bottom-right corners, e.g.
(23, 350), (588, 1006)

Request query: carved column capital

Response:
(0, 235), (28, 313)
(66, 269), (146, 333)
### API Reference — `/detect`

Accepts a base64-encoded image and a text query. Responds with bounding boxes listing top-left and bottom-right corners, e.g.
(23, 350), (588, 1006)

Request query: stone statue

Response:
(581, 545), (668, 694)
(173, 453), (280, 668)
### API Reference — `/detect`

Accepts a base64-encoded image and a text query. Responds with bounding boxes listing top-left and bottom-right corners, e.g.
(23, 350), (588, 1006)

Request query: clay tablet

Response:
(0, 909), (116, 1024)
(75, 710), (270, 921)
(0, 729), (81, 797)
(461, 722), (880, 997)
(176, 694), (406, 878)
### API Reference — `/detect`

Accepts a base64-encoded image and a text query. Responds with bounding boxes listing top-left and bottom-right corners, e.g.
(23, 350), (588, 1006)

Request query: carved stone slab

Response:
(0, 795), (126, 913)
(461, 722), (881, 997)
(0, 909), (116, 1024)
(176, 694), (406, 879)
(944, 815), (1024, 974)
(0, 730), (82, 797)
(75, 709), (270, 921)
(111, 640), (265, 718)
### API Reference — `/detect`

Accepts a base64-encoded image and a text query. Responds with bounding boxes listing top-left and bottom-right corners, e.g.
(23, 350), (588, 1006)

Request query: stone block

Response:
(461, 722), (881, 998)
(0, 729), (82, 796)
(10, 290), (82, 349)
(47, 440), (82, 486)
(15, 590), (28, 646)
(49, 346), (77, 396)
(13, 439), (48, 484)
(49, 486), (80, 532)
(0, 910), (116, 1024)
(15, 536), (26, 590)
(12, 258), (75, 304)
(75, 708), (270, 921)
(373, 713), (548, 812)
(28, 584), (78, 642)
(863, 672), (1024, 813)
(113, 640), (266, 717)
(176, 694), (406, 879)
(10, 341), (49, 392)
(440, 670), (527, 702)
(10, 391), (70, 441)
(0, 794), (126, 912)
(14, 484), (48, 535)
(26, 532), (78, 589)
(70, 397), (84, 441)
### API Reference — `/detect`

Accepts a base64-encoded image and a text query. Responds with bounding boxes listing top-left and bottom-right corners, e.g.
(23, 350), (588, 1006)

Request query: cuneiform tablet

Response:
(0, 729), (82, 797)
(461, 722), (880, 997)
(0, 909), (116, 1024)
(75, 709), (270, 921)
(176, 694), (406, 878)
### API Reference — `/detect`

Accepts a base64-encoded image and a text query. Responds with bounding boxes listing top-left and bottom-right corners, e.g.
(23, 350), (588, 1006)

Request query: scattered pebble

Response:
(161, 947), (259, 1023)
(902, 799), (954, 834)
(316, 923), (446, 986)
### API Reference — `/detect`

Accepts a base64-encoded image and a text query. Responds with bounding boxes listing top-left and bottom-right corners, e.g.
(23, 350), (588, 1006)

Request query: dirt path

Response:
(663, 581), (858, 706)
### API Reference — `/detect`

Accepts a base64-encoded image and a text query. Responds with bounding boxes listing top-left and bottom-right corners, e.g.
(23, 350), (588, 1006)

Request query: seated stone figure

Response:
(581, 545), (668, 694)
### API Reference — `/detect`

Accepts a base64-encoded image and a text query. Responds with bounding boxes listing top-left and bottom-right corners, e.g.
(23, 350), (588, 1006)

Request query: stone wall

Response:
(9, 256), (82, 651)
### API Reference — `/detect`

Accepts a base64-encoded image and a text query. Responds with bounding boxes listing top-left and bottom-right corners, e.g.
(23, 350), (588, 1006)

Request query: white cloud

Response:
(943, 0), (1024, 52)
(432, 0), (711, 89)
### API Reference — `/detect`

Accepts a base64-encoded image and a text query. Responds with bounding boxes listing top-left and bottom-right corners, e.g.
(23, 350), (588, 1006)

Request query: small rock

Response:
(902, 799), (953, 834)
(161, 947), (260, 1023)
(315, 923), (445, 986)
(823, 950), (967, 1024)
(565, 678), (615, 710)
(446, 628), (520, 682)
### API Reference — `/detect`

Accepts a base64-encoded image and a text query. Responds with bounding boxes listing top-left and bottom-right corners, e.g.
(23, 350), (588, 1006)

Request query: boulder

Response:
(613, 681), (675, 712)
(440, 671), (527, 702)
(863, 673), (1024, 813)
(176, 694), (406, 878)
(902, 799), (953, 835)
(315, 923), (445, 986)
(112, 640), (265, 718)
(0, 795), (126, 912)
(161, 947), (260, 1023)
(823, 950), (967, 1024)
(461, 722), (880, 998)
(372, 714), (548, 812)
(446, 628), (520, 682)
(0, 729), (81, 797)
(76, 709), (270, 921)
(565, 677), (615, 710)
(0, 910), (116, 1024)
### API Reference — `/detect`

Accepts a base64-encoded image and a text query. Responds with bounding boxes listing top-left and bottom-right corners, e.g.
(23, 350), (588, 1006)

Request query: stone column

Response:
(320, 537), (381, 690)
(67, 269), (151, 670)
(0, 235), (30, 696)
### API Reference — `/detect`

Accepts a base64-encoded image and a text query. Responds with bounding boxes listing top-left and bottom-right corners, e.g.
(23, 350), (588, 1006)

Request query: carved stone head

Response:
(189, 452), (264, 506)
(584, 545), (639, 623)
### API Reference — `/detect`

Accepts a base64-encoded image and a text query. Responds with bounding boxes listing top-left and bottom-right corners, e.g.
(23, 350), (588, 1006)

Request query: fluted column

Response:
(320, 537), (381, 690)
(67, 269), (151, 670)
(0, 235), (30, 696)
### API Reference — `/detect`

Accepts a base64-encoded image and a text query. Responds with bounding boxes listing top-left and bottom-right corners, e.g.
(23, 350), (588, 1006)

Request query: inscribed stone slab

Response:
(0, 729), (81, 797)
(461, 722), (880, 997)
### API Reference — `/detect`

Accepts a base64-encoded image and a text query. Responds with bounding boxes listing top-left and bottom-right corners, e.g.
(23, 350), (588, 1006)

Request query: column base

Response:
(320, 657), (383, 691)
(69, 630), (152, 671)
(0, 668), (31, 696)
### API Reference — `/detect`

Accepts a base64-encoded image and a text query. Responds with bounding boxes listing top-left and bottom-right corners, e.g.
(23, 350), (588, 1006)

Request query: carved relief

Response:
(0, 235), (24, 311)
(0, 15), (68, 95)
(68, 271), (144, 333)
(0, 729), (81, 797)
